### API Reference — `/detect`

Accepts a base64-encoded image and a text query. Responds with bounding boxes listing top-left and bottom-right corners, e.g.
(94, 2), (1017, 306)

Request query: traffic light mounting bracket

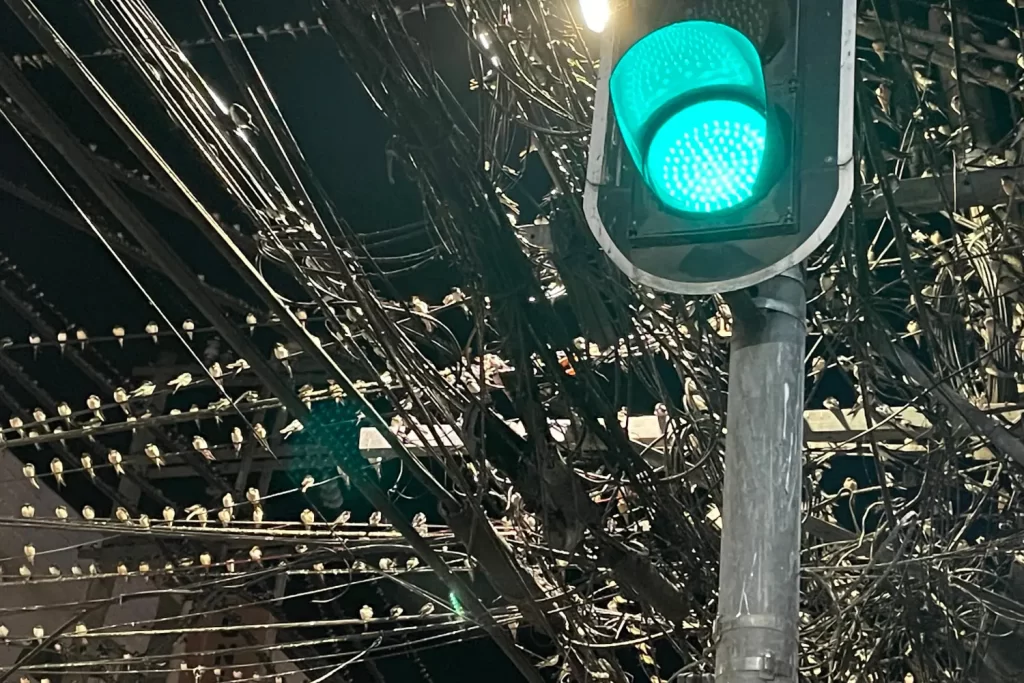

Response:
(583, 0), (857, 295)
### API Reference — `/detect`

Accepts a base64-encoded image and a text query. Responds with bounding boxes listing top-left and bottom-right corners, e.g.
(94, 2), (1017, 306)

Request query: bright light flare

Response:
(579, 0), (610, 33)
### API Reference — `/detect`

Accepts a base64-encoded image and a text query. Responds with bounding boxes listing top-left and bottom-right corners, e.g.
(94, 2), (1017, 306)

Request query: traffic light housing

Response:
(584, 0), (855, 294)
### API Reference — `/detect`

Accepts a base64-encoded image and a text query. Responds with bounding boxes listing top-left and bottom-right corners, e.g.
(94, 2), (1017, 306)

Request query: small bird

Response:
(10, 416), (25, 438)
(227, 358), (250, 375)
(50, 458), (65, 487)
(24, 543), (36, 565)
(55, 505), (68, 520)
(273, 344), (292, 376)
(31, 405), (48, 432)
(300, 474), (315, 493)
(32, 625), (44, 641)
(229, 103), (257, 136)
(249, 546), (263, 564)
(82, 505), (95, 521)
(182, 319), (195, 340)
(218, 508), (232, 526)
(253, 422), (267, 440)
(252, 505), (264, 526)
(246, 487), (261, 507)
(389, 606), (404, 618)
(48, 565), (61, 577)
(28, 333), (41, 359)
(138, 561), (150, 575)
(108, 449), (125, 476)
(418, 602), (435, 616)
(162, 506), (176, 525)
(138, 514), (151, 529)
(0, 624), (8, 640)
(378, 557), (395, 571)
(56, 402), (72, 426)
(411, 512), (427, 530)
(18, 565), (31, 578)
(114, 507), (130, 524)
(167, 372), (193, 394)
(406, 556), (420, 570)
(81, 453), (95, 479)
(209, 362), (224, 381)
(192, 435), (215, 461)
(231, 427), (243, 454)
(145, 443), (165, 468)
(280, 419), (303, 438)
(369, 510), (383, 526)
(86, 395), (104, 422)
(75, 328), (88, 350)
(145, 321), (159, 343)
(199, 552), (212, 568)
(359, 604), (374, 625)
(113, 326), (125, 347)
(21, 504), (34, 519)
(113, 387), (130, 414)
(130, 381), (156, 399)
(246, 312), (257, 335)
(333, 510), (352, 527)
(57, 330), (67, 355)
(185, 504), (209, 526)
(22, 463), (39, 489)
(300, 508), (315, 529)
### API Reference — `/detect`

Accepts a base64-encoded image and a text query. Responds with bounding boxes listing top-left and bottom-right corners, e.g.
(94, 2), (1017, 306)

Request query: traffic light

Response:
(583, 0), (856, 294)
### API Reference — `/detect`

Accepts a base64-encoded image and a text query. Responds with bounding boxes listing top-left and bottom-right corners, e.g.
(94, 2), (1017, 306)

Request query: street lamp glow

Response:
(579, 0), (610, 33)
(610, 21), (768, 215)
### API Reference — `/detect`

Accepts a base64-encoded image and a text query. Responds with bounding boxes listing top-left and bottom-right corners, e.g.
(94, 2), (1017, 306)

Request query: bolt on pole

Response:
(715, 266), (805, 683)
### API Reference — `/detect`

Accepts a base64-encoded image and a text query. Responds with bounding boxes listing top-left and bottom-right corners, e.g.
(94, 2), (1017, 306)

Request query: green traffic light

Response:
(610, 21), (769, 216)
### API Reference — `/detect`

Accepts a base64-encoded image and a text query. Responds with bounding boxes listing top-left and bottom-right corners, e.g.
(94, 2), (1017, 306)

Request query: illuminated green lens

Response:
(647, 100), (766, 214)
(610, 20), (768, 215)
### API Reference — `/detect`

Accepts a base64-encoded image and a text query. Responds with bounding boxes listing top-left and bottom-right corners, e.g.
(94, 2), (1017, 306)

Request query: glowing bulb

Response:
(579, 0), (610, 33)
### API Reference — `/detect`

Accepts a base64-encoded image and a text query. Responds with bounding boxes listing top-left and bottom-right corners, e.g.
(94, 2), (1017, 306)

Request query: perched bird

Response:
(227, 358), (250, 375)
(50, 458), (65, 487)
(359, 604), (374, 625)
(199, 552), (212, 568)
(280, 419), (303, 438)
(300, 508), (315, 529)
(246, 312), (257, 335)
(418, 602), (435, 616)
(75, 328), (88, 350)
(55, 505), (68, 521)
(253, 422), (267, 440)
(333, 510), (352, 526)
(369, 510), (383, 526)
(218, 508), (232, 526)
(0, 624), (8, 640)
(113, 326), (125, 347)
(10, 416), (25, 438)
(252, 505), (264, 526)
(145, 321), (159, 343)
(229, 103), (257, 136)
(130, 381), (155, 399)
(192, 435), (215, 461)
(113, 387), (130, 414)
(231, 427), (243, 454)
(209, 362), (224, 381)
(138, 514), (151, 529)
(115, 507), (131, 524)
(167, 372), (193, 394)
(28, 333), (41, 359)
(81, 454), (95, 480)
(22, 463), (39, 489)
(246, 487), (261, 507)
(108, 449), (125, 476)
(411, 512), (427, 531)
(32, 625), (44, 641)
(185, 505), (209, 526)
(300, 474), (315, 493)
(86, 395), (105, 422)
(48, 565), (61, 577)
(82, 505), (95, 521)
(57, 330), (67, 355)
(56, 402), (72, 426)
(21, 504), (34, 519)
(144, 443), (165, 468)
(378, 557), (395, 571)
(406, 556), (420, 570)
(249, 546), (263, 564)
(18, 565), (31, 578)
(162, 506), (176, 526)
(24, 543), (36, 565)
(182, 319), (195, 340)
(273, 344), (292, 376)
(389, 606), (404, 618)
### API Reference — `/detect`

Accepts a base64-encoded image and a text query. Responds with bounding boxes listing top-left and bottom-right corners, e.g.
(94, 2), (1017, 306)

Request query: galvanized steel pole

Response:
(715, 267), (805, 683)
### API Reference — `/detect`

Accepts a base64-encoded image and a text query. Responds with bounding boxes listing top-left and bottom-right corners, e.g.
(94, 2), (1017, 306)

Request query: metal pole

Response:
(715, 266), (805, 683)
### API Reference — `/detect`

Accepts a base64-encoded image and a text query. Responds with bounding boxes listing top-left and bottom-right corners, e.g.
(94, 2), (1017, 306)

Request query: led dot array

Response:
(645, 99), (766, 214)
